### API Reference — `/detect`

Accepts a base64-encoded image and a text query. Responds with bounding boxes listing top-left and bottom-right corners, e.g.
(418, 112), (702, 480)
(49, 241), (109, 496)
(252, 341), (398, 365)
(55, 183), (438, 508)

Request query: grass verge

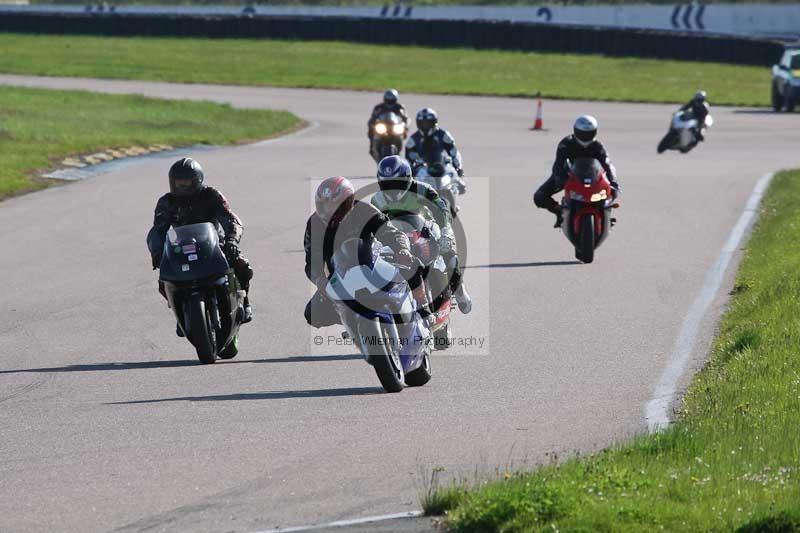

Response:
(0, 85), (299, 199)
(424, 169), (800, 531)
(0, 34), (771, 106)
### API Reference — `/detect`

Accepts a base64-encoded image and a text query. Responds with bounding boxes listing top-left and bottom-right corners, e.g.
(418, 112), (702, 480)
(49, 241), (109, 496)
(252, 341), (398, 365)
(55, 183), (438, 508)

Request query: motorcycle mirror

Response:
(612, 203), (620, 209)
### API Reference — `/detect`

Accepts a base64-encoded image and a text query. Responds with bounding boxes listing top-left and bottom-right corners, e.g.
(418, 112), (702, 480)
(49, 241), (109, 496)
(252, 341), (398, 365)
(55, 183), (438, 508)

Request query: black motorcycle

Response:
(158, 222), (245, 363)
(370, 111), (406, 162)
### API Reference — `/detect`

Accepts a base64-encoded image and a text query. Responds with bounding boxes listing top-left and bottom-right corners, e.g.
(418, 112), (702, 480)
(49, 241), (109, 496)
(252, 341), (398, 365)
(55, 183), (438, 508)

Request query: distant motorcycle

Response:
(370, 112), (406, 162)
(416, 158), (460, 217)
(657, 110), (713, 154)
(158, 223), (246, 363)
(559, 158), (618, 264)
(325, 238), (431, 392)
(389, 213), (454, 351)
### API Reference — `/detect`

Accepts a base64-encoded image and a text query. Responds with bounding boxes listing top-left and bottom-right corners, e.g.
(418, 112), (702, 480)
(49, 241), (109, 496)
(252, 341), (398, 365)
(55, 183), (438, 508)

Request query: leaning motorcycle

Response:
(416, 158), (460, 217)
(325, 238), (431, 392)
(158, 222), (246, 363)
(560, 158), (618, 264)
(389, 213), (454, 351)
(370, 111), (406, 163)
(657, 110), (713, 154)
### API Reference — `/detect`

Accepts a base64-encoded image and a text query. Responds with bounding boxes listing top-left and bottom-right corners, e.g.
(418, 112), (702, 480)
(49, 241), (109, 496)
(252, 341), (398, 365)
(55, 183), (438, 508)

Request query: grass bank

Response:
(425, 169), (800, 531)
(30, 0), (800, 5)
(0, 34), (770, 106)
(0, 85), (299, 198)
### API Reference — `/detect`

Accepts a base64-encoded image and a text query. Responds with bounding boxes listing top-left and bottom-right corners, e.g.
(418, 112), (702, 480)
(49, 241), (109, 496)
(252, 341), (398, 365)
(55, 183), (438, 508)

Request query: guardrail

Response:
(0, 11), (784, 66)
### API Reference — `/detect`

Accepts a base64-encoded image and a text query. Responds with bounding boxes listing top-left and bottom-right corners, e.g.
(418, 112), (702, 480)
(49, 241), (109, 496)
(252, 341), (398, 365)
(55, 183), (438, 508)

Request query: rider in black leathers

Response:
(304, 176), (413, 328)
(679, 90), (710, 143)
(405, 107), (467, 194)
(533, 115), (620, 227)
(147, 157), (253, 323)
(367, 89), (409, 159)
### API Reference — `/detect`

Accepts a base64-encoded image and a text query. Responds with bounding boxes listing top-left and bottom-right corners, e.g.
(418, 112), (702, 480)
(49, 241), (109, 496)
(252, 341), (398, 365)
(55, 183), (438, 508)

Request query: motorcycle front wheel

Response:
(186, 294), (217, 364)
(576, 214), (596, 264)
(361, 317), (404, 393)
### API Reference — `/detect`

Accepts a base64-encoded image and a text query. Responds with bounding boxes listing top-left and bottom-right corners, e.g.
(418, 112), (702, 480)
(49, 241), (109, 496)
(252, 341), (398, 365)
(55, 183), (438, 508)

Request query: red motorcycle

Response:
(560, 157), (619, 264)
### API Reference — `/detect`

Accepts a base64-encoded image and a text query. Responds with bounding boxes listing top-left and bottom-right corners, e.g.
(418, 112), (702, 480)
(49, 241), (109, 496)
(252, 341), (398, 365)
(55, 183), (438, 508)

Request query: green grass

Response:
(424, 169), (800, 531)
(0, 85), (299, 198)
(31, 0), (800, 5)
(0, 34), (771, 106)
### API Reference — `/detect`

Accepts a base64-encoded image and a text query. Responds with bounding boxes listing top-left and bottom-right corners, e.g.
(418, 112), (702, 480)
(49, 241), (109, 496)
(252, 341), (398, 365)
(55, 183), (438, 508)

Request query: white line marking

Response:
(250, 510), (423, 533)
(645, 172), (775, 432)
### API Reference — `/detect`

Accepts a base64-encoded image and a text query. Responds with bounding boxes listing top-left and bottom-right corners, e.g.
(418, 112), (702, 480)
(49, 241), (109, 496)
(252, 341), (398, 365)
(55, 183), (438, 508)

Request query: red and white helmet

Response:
(315, 176), (355, 224)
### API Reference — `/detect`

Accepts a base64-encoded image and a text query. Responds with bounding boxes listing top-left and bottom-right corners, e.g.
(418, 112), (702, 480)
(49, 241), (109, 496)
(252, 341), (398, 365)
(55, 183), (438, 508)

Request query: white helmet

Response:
(573, 115), (598, 147)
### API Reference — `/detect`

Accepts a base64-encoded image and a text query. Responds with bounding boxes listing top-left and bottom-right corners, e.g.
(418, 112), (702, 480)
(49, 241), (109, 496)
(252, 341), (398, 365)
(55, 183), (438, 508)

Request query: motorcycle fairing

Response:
(159, 222), (229, 283)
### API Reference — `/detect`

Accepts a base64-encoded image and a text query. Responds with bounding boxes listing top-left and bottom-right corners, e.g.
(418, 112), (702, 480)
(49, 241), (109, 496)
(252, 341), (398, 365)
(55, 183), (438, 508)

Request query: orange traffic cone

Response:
(532, 99), (544, 130)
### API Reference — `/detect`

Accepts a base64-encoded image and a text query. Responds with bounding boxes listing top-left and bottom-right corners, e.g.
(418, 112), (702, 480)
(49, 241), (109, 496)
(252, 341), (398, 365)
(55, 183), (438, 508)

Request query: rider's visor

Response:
(574, 128), (596, 144)
(418, 119), (436, 132)
(172, 178), (196, 195)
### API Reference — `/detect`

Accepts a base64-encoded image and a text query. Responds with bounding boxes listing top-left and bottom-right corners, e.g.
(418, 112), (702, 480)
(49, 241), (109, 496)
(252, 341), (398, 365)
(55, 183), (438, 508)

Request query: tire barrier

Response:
(0, 12), (784, 66)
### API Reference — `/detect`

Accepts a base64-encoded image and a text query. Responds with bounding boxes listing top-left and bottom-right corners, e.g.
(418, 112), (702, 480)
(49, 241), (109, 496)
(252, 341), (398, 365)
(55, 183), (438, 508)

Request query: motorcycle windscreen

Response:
(159, 222), (230, 282)
(571, 158), (603, 185)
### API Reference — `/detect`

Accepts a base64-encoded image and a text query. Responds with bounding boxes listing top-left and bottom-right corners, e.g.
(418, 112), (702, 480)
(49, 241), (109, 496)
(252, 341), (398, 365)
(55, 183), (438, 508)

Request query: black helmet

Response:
(573, 115), (598, 147)
(169, 157), (205, 197)
(694, 90), (707, 103)
(383, 89), (399, 105)
(416, 108), (438, 137)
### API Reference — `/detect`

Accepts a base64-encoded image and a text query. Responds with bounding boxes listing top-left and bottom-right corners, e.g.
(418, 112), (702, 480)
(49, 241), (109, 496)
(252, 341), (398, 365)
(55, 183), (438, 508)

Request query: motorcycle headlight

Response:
(590, 191), (608, 202)
(375, 123), (387, 135)
(392, 124), (405, 135)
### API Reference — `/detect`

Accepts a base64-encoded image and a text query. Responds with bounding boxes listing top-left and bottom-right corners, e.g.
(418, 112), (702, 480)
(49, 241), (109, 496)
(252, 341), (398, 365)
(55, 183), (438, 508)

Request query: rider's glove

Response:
(456, 167), (464, 178)
(438, 235), (455, 254)
(222, 240), (240, 258)
(395, 249), (414, 268)
(151, 254), (161, 270)
(456, 178), (467, 195)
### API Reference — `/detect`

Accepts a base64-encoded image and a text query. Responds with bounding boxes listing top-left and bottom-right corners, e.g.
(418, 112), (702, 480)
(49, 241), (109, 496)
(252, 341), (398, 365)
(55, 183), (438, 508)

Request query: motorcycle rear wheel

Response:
(785, 92), (796, 112)
(433, 322), (453, 351)
(218, 335), (239, 359)
(187, 296), (217, 364)
(576, 214), (595, 264)
(405, 351), (431, 387)
(657, 135), (670, 154)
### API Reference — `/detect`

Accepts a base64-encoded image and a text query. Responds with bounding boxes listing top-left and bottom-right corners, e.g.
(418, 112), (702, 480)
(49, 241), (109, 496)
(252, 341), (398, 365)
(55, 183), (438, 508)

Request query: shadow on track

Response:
(731, 109), (785, 115)
(466, 260), (581, 269)
(0, 354), (362, 375)
(108, 387), (381, 404)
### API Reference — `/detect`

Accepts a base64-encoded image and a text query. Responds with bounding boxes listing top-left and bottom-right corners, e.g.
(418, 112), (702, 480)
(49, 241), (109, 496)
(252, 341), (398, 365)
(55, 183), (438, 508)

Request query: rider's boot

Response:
(176, 322), (184, 338)
(242, 294), (253, 324)
(455, 284), (472, 314)
(553, 211), (564, 229)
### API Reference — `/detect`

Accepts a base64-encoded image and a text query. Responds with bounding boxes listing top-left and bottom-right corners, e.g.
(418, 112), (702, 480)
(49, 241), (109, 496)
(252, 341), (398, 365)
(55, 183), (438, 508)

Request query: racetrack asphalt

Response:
(1, 75), (798, 532)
